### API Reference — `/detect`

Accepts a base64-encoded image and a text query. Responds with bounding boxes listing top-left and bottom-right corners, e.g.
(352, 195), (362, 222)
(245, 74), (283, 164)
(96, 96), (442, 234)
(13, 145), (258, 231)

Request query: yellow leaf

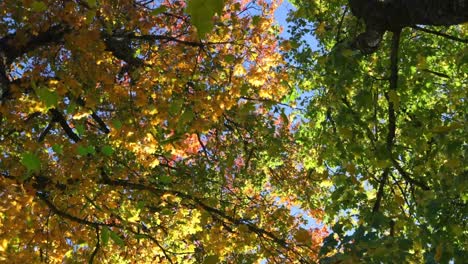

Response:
(149, 159), (160, 168)
(320, 180), (333, 188)
(233, 64), (246, 76)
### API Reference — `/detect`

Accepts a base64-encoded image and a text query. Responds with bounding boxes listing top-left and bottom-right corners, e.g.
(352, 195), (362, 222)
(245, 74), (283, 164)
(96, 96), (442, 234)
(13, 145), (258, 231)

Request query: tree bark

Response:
(348, 0), (468, 53)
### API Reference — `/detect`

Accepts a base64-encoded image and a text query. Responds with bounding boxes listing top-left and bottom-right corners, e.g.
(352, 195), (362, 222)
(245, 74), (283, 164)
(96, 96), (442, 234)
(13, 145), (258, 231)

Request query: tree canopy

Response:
(0, 0), (466, 263)
(288, 0), (467, 262)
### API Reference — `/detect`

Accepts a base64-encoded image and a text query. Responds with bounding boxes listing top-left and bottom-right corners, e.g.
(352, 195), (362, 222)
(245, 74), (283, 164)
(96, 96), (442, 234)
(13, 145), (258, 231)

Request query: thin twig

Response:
(196, 133), (211, 162)
(391, 158), (429, 190)
(335, 6), (349, 43)
(412, 25), (468, 44)
(421, 69), (450, 79)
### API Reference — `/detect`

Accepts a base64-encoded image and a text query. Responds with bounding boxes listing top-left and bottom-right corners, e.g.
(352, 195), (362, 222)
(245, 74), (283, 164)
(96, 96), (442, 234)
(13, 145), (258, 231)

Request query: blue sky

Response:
(274, 0), (295, 38)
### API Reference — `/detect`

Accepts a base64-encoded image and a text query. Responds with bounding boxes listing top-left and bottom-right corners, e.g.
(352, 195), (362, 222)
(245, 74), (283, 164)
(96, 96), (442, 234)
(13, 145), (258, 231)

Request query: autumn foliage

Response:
(0, 0), (326, 263)
(2, 0), (466, 263)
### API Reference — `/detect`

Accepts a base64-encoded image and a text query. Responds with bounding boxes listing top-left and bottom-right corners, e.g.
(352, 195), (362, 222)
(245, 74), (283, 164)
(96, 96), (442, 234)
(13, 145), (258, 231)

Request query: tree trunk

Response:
(348, 0), (468, 53)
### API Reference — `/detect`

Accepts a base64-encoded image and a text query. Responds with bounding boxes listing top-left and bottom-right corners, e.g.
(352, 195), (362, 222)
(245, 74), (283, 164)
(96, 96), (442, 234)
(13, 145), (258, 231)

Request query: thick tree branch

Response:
(0, 54), (9, 101)
(50, 108), (81, 142)
(386, 30), (400, 150)
(91, 112), (110, 134)
(0, 24), (69, 64)
(373, 29), (401, 213)
(89, 226), (100, 264)
(129, 33), (237, 47)
(348, 0), (468, 53)
(373, 169), (390, 213)
(349, 0), (468, 30)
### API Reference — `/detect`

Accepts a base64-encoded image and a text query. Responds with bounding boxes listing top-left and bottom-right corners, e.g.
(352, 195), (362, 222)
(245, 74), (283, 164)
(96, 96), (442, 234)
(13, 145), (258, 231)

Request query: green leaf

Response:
(77, 145), (95, 156)
(109, 230), (125, 247)
(20, 152), (41, 173)
(31, 1), (47, 12)
(112, 119), (123, 130)
(75, 123), (85, 136)
(159, 175), (171, 184)
(224, 54), (235, 63)
(66, 102), (76, 114)
(77, 146), (89, 156)
(37, 88), (59, 108)
(160, 208), (172, 215)
(134, 48), (141, 58)
(151, 6), (167, 16)
(186, 0), (224, 37)
(86, 145), (96, 155)
(134, 234), (148, 239)
(179, 108), (195, 124)
(85, 10), (96, 25)
(203, 255), (219, 264)
(101, 145), (114, 156)
(101, 227), (110, 246)
(86, 0), (97, 8)
(252, 16), (261, 25)
(169, 98), (184, 115)
(52, 144), (63, 155)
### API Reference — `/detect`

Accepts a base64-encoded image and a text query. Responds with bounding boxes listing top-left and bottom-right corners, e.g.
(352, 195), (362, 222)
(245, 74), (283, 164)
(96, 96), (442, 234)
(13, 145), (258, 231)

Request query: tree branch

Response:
(385, 29), (400, 151)
(99, 171), (310, 262)
(335, 7), (349, 43)
(421, 68), (451, 79)
(373, 29), (401, 213)
(50, 108), (81, 142)
(373, 168), (389, 213)
(91, 112), (110, 134)
(89, 226), (100, 264)
(0, 24), (69, 64)
(129, 33), (239, 47)
(412, 25), (468, 44)
(391, 158), (430, 190)
(38, 122), (54, 142)
(37, 192), (116, 228)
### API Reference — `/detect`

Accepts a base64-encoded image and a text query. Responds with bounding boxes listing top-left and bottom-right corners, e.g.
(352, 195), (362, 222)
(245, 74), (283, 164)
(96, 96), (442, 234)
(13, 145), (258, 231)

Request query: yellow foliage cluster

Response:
(0, 0), (325, 263)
